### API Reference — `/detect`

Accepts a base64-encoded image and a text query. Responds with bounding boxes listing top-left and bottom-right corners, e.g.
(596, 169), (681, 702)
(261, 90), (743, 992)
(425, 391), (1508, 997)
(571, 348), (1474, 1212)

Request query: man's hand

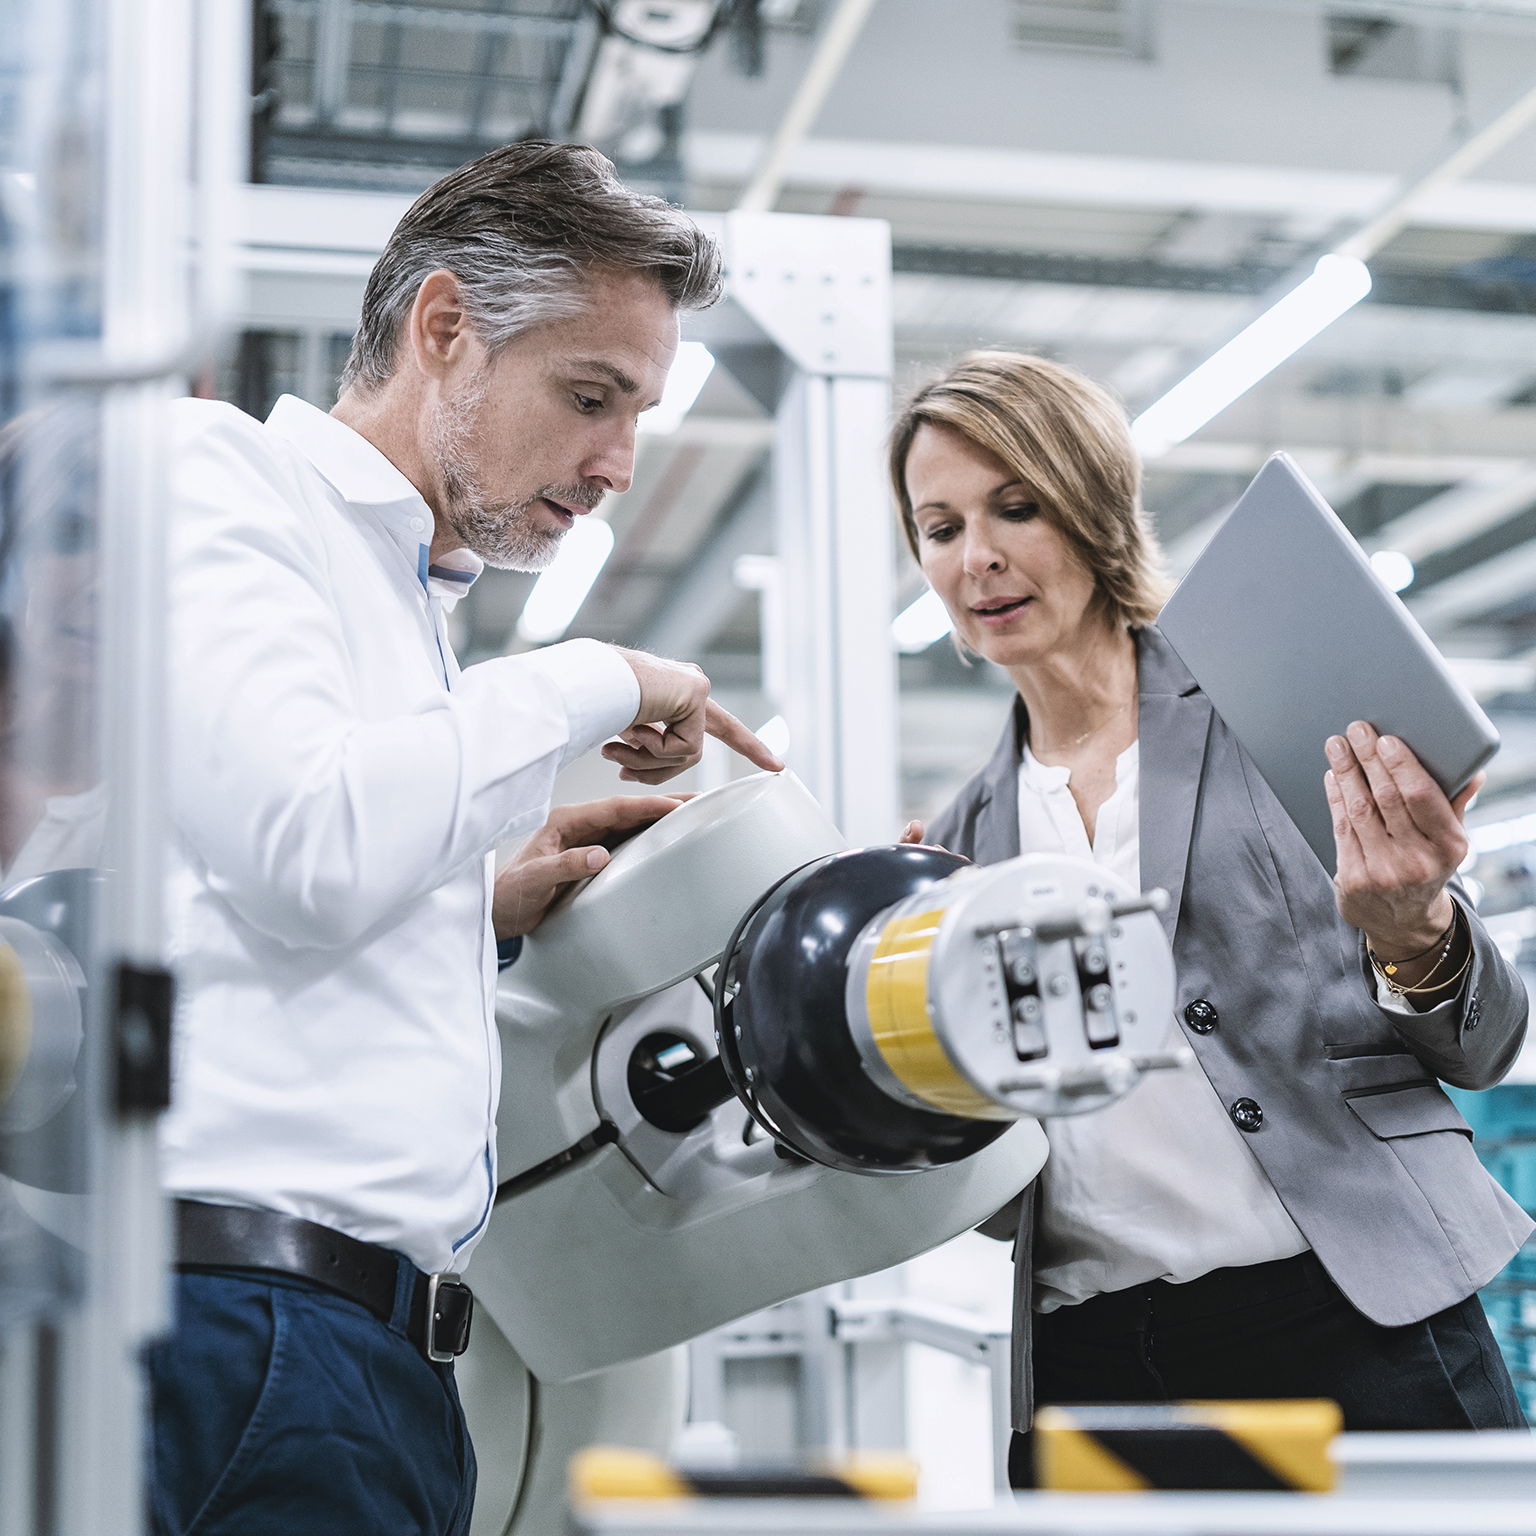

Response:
(603, 648), (785, 784)
(899, 820), (925, 844)
(1324, 720), (1481, 964)
(493, 795), (686, 938)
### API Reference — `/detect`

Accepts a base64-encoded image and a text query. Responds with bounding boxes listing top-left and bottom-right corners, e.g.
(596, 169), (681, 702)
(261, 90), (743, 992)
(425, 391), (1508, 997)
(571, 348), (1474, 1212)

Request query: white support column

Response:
(723, 212), (897, 846)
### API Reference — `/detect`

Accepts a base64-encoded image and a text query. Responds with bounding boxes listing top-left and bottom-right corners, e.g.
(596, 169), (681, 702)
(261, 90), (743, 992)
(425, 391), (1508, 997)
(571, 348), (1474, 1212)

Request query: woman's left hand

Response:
(1324, 720), (1481, 957)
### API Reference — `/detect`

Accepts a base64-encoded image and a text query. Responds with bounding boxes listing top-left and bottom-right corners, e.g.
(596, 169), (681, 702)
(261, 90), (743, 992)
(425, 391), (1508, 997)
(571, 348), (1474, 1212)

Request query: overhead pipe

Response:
(734, 0), (879, 214)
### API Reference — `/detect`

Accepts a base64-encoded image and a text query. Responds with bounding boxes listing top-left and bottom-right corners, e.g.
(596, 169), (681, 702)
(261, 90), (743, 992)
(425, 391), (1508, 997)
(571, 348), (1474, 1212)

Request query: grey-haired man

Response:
(149, 141), (777, 1535)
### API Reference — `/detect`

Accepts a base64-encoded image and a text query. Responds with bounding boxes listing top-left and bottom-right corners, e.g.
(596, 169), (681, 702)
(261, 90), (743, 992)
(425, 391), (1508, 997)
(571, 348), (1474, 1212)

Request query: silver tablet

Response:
(1157, 452), (1499, 874)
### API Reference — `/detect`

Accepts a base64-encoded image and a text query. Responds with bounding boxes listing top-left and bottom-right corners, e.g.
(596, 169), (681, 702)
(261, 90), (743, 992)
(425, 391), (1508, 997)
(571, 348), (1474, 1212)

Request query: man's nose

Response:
(583, 423), (636, 496)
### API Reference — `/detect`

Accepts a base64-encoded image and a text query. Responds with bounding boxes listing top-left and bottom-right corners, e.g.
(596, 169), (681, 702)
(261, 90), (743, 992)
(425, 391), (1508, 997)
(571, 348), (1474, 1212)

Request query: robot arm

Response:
(474, 772), (1180, 1386)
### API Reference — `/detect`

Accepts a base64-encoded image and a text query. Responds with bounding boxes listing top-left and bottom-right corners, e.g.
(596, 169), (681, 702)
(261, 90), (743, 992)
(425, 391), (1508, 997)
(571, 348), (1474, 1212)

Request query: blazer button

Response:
(1230, 1098), (1263, 1133)
(1184, 999), (1218, 1034)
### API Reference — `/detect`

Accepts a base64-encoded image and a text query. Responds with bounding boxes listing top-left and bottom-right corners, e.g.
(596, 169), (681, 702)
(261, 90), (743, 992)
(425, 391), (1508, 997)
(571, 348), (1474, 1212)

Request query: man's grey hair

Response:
(340, 140), (723, 394)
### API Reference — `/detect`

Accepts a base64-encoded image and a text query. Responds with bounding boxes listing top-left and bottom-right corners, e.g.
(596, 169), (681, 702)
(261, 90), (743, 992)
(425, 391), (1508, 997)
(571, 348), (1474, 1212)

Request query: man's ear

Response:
(407, 270), (474, 385)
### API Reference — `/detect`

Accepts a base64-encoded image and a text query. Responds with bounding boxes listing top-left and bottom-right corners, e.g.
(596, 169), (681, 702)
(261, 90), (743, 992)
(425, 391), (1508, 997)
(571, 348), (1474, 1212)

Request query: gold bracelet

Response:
(1375, 948), (1472, 997)
(1370, 908), (1470, 996)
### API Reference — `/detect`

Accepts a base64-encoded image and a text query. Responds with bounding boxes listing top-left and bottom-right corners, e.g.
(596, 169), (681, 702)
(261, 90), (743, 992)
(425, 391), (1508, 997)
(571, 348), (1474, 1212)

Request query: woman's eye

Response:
(921, 523), (957, 544)
(1001, 503), (1039, 521)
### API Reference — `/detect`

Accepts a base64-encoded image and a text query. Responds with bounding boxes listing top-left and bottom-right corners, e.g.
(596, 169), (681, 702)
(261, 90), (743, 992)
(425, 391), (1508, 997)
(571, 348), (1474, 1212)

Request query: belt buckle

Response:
(425, 1271), (474, 1363)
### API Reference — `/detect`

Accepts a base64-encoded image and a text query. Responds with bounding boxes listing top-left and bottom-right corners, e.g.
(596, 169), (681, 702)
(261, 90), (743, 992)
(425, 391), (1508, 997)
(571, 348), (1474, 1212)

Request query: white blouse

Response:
(1018, 741), (1312, 1312)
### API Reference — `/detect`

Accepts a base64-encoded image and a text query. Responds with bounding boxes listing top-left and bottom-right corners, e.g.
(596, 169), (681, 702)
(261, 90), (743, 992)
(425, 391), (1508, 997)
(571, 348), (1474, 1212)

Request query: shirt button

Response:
(1184, 999), (1218, 1034)
(1230, 1098), (1263, 1133)
(410, 516), (426, 532)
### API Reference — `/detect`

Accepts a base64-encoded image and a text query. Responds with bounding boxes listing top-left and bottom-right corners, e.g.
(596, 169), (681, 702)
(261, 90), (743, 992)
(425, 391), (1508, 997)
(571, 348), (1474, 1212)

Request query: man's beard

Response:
(427, 369), (602, 572)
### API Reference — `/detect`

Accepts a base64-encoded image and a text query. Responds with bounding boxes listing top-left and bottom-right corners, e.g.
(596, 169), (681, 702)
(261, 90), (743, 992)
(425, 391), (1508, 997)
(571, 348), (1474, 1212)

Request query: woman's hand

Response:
(493, 795), (686, 938)
(1324, 720), (1481, 965)
(899, 820), (925, 844)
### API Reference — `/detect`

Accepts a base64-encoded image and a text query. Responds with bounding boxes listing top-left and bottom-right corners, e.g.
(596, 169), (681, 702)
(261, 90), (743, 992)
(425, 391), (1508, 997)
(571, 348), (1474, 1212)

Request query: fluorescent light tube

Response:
(1131, 255), (1372, 458)
(891, 588), (953, 653)
(515, 517), (615, 644)
(638, 341), (715, 435)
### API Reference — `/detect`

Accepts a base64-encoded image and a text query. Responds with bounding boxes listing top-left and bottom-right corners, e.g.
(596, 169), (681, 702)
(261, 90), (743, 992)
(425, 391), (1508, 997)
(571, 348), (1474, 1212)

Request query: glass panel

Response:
(0, 0), (106, 1328)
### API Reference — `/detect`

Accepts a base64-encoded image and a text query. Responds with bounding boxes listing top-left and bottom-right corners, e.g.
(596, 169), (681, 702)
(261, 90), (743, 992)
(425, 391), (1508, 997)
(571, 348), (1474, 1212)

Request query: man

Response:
(148, 141), (779, 1534)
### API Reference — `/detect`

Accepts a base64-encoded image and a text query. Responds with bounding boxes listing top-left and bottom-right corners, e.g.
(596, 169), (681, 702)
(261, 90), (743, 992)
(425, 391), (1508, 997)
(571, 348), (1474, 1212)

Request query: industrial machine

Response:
(459, 771), (1184, 1535)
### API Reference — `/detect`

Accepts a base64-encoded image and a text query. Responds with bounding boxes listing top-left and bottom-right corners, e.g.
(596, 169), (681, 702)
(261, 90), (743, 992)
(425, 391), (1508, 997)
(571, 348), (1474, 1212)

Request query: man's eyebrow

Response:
(568, 359), (641, 395)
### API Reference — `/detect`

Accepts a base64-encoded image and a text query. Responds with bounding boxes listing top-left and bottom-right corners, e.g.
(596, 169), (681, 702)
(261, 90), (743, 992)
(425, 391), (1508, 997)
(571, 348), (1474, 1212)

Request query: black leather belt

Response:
(175, 1199), (473, 1364)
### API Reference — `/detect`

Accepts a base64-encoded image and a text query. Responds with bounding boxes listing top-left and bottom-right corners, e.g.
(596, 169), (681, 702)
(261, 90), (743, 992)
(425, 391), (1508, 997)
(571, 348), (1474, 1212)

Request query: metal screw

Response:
(1048, 974), (1071, 996)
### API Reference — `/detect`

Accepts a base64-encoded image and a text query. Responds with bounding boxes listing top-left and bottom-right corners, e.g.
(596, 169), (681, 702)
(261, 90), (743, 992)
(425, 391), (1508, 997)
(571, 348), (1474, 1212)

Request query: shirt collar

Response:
(1020, 737), (1139, 792)
(265, 395), (483, 606)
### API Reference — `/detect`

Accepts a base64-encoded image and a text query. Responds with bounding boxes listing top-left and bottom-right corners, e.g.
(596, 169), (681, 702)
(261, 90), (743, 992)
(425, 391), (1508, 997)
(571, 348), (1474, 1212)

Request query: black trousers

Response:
(1009, 1251), (1526, 1489)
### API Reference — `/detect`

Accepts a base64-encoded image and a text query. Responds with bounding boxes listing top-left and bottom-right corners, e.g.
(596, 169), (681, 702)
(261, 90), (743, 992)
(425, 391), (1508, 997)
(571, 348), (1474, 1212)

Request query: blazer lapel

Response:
(971, 697), (1025, 866)
(1137, 625), (1212, 948)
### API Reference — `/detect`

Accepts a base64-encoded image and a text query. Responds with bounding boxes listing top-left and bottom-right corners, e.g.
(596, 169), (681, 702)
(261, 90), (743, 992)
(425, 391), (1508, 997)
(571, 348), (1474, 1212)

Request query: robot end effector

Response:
(620, 787), (1186, 1176)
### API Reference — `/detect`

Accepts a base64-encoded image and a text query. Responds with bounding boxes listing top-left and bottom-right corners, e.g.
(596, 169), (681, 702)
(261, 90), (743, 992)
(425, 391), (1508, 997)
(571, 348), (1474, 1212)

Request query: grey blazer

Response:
(928, 625), (1534, 1430)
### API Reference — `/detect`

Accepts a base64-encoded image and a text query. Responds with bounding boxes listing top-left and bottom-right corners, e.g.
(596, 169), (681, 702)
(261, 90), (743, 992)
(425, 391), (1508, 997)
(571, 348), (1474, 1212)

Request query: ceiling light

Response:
(515, 517), (615, 645)
(1470, 810), (1536, 854)
(1131, 255), (1372, 459)
(638, 342), (715, 435)
(1370, 549), (1415, 593)
(1443, 655), (1536, 700)
(756, 714), (791, 759)
(891, 588), (952, 653)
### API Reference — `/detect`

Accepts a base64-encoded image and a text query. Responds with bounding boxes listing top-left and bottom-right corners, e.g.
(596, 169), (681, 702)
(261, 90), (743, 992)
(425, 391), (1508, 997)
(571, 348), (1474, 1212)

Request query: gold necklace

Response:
(1033, 699), (1133, 757)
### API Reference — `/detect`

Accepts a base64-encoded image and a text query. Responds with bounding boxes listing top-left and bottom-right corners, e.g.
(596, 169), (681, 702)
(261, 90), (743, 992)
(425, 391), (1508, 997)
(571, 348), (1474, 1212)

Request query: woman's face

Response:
(905, 422), (1100, 670)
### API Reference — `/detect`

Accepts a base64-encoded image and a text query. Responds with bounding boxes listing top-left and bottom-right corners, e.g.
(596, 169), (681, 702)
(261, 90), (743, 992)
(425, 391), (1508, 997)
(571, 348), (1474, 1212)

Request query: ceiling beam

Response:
(1409, 534), (1536, 632)
(893, 244), (1536, 316)
(688, 132), (1536, 235)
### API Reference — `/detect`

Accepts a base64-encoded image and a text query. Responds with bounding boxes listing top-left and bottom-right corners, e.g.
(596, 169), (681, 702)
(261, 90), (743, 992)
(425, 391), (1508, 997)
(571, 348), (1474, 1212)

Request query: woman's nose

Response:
(962, 531), (1005, 575)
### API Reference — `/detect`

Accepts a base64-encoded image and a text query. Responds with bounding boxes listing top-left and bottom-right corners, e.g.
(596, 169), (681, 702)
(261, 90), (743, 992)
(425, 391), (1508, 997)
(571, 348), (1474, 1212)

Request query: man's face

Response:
(427, 267), (679, 570)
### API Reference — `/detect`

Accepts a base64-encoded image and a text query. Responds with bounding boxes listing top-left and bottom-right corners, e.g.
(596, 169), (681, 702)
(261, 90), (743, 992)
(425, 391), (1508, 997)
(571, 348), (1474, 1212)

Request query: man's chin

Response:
(448, 504), (567, 572)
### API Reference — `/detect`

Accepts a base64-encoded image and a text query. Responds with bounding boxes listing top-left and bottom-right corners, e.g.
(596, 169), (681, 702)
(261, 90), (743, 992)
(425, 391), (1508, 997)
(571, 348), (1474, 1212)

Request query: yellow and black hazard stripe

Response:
(1034, 1401), (1341, 1492)
(569, 1446), (918, 1503)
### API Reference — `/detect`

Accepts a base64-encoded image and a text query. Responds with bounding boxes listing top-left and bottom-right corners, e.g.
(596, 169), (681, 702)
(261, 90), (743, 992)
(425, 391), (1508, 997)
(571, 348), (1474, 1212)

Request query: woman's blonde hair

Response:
(888, 350), (1170, 631)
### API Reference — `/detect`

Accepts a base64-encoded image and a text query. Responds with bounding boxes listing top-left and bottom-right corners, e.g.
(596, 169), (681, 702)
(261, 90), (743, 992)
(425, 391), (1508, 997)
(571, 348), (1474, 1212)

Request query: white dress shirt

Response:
(160, 395), (640, 1274)
(1019, 741), (1312, 1312)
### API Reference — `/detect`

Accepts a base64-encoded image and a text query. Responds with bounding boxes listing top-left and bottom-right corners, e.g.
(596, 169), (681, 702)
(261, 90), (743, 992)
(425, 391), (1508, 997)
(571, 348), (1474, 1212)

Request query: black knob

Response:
(1230, 1097), (1263, 1133)
(1183, 998), (1218, 1035)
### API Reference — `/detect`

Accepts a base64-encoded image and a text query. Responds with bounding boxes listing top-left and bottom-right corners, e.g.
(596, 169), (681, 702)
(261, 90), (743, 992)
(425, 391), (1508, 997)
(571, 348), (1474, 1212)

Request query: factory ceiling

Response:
(236, 0), (1536, 901)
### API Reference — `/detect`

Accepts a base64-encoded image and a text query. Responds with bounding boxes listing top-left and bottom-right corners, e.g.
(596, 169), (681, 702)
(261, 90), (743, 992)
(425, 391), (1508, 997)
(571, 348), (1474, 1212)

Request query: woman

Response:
(893, 351), (1530, 1478)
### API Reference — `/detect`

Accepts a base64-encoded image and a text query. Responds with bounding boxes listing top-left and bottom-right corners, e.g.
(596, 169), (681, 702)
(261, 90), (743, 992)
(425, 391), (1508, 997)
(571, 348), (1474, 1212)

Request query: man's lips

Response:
(971, 596), (1033, 626)
(539, 496), (579, 529)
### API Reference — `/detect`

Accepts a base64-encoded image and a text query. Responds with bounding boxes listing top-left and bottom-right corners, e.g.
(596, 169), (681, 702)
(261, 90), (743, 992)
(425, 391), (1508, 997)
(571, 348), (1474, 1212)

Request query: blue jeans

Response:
(146, 1261), (476, 1535)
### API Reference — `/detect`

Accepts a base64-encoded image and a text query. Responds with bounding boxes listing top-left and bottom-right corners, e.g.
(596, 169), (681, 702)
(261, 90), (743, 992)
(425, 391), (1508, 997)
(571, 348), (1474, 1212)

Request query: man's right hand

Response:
(604, 648), (785, 785)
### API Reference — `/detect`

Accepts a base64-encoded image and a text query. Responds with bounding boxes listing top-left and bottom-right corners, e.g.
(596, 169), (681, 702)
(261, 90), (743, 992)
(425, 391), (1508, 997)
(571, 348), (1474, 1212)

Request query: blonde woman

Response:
(894, 351), (1529, 1482)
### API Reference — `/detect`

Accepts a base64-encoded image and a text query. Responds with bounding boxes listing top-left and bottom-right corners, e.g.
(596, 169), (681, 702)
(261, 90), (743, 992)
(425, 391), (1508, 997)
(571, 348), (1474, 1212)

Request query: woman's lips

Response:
(971, 596), (1033, 627)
